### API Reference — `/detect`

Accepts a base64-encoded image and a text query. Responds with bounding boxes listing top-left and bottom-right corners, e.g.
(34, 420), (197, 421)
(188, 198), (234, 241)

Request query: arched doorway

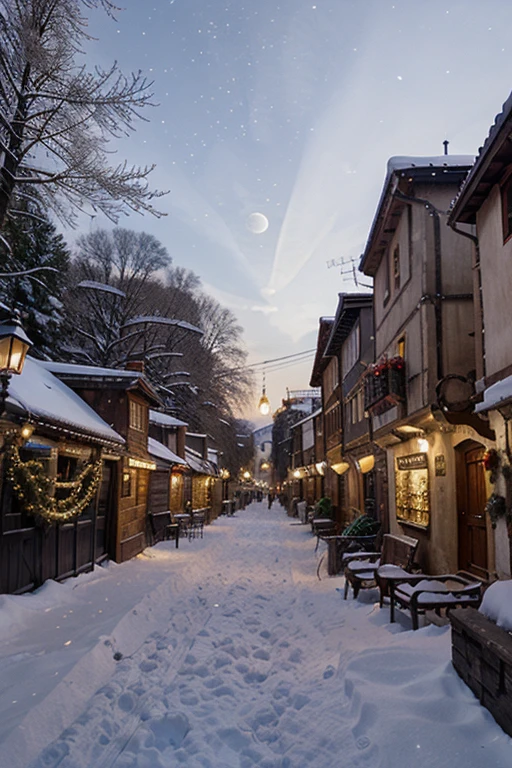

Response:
(455, 439), (488, 577)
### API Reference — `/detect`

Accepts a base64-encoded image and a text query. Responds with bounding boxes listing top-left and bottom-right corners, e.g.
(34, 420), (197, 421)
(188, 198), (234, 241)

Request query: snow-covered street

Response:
(0, 502), (511, 768)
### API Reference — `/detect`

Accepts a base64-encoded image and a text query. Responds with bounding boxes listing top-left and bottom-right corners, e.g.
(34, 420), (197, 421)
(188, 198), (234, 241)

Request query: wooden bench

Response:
(388, 572), (482, 630)
(148, 511), (180, 548)
(319, 532), (381, 576)
(343, 533), (419, 600)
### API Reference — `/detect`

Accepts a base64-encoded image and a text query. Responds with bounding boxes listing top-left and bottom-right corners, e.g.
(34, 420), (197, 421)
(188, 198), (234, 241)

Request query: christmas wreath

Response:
(6, 445), (103, 524)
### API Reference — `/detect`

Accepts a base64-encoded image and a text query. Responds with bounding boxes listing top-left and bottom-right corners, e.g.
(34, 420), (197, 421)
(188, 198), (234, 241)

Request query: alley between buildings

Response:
(0, 503), (510, 768)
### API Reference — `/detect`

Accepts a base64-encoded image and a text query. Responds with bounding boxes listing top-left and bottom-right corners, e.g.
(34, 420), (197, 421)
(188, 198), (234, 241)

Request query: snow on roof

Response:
(475, 375), (512, 414)
(149, 410), (188, 428)
(147, 437), (186, 465)
(185, 447), (218, 476)
(40, 360), (142, 380)
(9, 358), (124, 445)
(387, 155), (475, 173)
(360, 155), (474, 276)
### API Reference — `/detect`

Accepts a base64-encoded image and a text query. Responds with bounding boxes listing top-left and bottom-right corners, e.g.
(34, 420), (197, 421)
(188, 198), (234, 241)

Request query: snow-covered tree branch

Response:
(0, 0), (166, 233)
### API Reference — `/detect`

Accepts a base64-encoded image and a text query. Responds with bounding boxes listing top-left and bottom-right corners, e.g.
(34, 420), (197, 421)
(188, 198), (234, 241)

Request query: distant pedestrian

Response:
(267, 491), (274, 509)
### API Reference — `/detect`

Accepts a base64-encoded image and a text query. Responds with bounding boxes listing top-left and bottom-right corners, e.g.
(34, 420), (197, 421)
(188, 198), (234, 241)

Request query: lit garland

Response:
(6, 445), (103, 524)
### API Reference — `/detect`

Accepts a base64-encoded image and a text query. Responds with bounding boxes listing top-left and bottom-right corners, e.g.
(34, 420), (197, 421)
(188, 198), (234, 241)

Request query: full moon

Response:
(246, 212), (269, 234)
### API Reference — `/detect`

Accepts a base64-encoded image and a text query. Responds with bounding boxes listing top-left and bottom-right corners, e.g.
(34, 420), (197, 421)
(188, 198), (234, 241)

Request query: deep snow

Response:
(0, 502), (511, 768)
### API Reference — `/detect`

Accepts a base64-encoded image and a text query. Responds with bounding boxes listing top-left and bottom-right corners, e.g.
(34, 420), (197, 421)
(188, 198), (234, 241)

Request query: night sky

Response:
(81, 0), (512, 421)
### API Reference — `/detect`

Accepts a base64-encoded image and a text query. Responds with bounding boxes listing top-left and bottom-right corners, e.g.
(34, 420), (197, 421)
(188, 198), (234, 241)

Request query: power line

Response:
(246, 348), (316, 369)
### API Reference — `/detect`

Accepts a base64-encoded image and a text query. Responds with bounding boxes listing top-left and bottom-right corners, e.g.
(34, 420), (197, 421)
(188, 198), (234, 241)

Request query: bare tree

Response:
(61, 227), (202, 367)
(0, 0), (165, 240)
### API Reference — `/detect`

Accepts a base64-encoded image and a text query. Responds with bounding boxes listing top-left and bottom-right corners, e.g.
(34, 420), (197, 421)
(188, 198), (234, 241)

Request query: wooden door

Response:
(456, 443), (488, 576)
(96, 460), (116, 563)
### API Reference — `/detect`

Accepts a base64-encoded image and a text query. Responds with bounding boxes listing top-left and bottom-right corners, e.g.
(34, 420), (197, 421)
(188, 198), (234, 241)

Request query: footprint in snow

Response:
(323, 665), (336, 679)
(253, 648), (270, 661)
(118, 693), (136, 712)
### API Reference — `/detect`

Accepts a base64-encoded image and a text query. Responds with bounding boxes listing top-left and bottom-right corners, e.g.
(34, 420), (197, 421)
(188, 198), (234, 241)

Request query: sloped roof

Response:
(450, 92), (512, 224)
(291, 407), (322, 430)
(309, 317), (334, 387)
(8, 358), (124, 445)
(185, 447), (218, 476)
(324, 293), (373, 357)
(360, 155), (474, 276)
(147, 436), (186, 465)
(41, 360), (161, 406)
(149, 410), (188, 428)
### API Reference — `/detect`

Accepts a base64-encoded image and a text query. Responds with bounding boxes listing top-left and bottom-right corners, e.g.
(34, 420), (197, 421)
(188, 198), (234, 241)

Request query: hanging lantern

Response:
(258, 370), (271, 415)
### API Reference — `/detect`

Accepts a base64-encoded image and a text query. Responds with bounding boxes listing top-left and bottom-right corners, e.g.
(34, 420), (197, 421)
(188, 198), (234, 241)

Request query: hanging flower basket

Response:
(485, 493), (512, 530)
(364, 356), (406, 412)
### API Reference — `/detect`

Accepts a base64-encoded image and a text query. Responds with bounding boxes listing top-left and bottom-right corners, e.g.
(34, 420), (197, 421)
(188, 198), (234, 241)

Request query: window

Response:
(502, 176), (512, 241)
(393, 245), (400, 290)
(129, 399), (145, 431)
(383, 249), (391, 306)
(397, 336), (405, 359)
(342, 321), (360, 376)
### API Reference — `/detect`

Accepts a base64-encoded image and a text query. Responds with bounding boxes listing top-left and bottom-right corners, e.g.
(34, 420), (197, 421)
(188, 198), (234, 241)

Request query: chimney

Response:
(126, 360), (144, 373)
(443, 139), (449, 156)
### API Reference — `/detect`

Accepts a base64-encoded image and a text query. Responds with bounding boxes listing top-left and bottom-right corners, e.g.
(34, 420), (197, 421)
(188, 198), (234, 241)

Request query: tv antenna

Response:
(326, 255), (372, 290)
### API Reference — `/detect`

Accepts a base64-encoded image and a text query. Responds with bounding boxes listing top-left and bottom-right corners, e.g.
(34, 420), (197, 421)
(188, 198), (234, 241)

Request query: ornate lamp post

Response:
(0, 312), (32, 414)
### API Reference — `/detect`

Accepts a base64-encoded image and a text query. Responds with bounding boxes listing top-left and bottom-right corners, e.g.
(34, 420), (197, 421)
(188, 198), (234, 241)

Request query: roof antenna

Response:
(443, 139), (449, 156)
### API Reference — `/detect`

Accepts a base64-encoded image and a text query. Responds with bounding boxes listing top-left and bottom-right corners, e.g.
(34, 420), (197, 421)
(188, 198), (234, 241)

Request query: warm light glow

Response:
(20, 423), (34, 440)
(220, 468), (230, 480)
(315, 462), (326, 476)
(417, 438), (429, 453)
(260, 461), (270, 471)
(258, 392), (271, 415)
(357, 455), (375, 474)
(128, 458), (157, 471)
(0, 319), (32, 375)
(331, 462), (350, 475)
(243, 470), (251, 480)
(293, 469), (301, 479)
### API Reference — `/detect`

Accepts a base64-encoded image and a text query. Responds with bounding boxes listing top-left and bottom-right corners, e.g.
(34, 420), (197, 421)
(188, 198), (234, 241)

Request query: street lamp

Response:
(0, 312), (32, 413)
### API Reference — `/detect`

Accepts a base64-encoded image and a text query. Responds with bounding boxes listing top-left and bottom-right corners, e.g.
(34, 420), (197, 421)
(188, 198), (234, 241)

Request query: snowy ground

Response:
(0, 502), (511, 768)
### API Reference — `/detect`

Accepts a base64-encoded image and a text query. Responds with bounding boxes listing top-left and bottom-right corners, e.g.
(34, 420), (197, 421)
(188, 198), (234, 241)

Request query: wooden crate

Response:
(450, 607), (512, 735)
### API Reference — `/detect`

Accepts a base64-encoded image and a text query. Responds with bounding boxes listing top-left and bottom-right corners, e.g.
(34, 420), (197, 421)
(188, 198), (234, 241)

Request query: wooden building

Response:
(360, 155), (494, 575)
(310, 317), (346, 524)
(149, 410), (188, 516)
(289, 409), (324, 506)
(1, 358), (124, 594)
(323, 293), (388, 529)
(42, 361), (162, 563)
(449, 91), (512, 578)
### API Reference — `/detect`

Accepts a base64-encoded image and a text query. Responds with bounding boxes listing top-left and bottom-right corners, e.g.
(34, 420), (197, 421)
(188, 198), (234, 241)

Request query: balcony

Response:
(364, 357), (406, 414)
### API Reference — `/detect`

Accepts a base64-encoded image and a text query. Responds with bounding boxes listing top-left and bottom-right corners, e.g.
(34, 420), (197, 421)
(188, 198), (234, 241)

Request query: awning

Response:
(475, 375), (512, 414)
